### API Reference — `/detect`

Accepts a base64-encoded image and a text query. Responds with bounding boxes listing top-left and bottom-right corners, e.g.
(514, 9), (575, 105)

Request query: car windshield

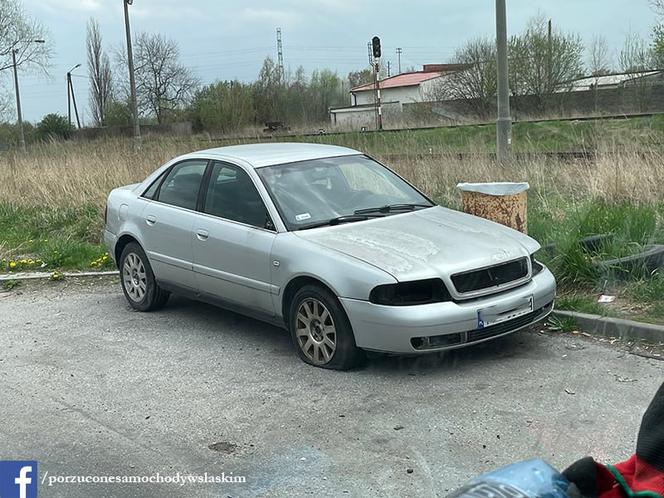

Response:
(256, 154), (433, 230)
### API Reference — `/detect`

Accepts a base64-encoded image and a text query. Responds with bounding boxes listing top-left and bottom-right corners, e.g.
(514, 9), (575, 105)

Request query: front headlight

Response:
(369, 278), (452, 306)
(531, 254), (544, 276)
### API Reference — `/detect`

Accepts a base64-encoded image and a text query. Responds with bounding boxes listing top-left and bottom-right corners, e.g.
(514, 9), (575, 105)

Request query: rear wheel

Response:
(119, 242), (170, 311)
(289, 284), (365, 370)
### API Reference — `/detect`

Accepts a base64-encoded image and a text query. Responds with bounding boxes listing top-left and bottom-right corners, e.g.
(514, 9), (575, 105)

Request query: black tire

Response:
(288, 284), (365, 370)
(595, 244), (664, 279)
(579, 233), (614, 254)
(119, 242), (170, 311)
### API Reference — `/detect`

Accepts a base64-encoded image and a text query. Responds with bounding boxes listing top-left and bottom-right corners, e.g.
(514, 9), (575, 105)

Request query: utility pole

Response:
(495, 0), (512, 164)
(547, 19), (553, 91)
(67, 64), (81, 129)
(396, 47), (402, 74)
(11, 39), (45, 152)
(387, 61), (391, 78)
(123, 0), (141, 143)
(276, 28), (284, 81)
(11, 49), (26, 152)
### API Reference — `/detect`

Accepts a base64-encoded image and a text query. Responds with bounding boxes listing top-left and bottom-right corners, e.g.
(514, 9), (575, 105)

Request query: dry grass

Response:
(389, 151), (664, 208)
(1, 133), (664, 210)
(0, 138), (197, 208)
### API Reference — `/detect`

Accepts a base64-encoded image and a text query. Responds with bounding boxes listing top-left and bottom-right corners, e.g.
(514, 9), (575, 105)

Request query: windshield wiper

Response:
(354, 203), (433, 215)
(296, 214), (382, 230)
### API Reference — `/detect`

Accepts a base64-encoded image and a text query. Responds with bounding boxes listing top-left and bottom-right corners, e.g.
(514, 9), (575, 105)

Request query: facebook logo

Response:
(0, 461), (38, 498)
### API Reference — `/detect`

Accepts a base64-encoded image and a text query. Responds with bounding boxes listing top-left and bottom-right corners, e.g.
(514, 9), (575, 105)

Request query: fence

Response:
(403, 83), (664, 123)
(72, 122), (193, 140)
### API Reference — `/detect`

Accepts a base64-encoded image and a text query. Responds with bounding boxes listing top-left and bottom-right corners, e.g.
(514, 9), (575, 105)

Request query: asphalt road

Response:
(0, 278), (662, 498)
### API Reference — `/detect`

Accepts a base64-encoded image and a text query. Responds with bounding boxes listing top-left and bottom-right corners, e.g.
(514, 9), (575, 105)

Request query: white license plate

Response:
(477, 296), (534, 329)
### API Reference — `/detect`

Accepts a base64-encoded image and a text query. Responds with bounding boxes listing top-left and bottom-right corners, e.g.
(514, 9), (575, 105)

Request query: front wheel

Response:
(289, 285), (365, 370)
(119, 242), (170, 311)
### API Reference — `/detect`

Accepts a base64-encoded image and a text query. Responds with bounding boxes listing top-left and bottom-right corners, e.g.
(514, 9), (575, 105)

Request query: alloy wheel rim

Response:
(122, 252), (147, 302)
(295, 298), (337, 365)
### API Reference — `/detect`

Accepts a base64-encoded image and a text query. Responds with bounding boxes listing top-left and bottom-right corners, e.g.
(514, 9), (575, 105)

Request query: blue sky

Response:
(8, 0), (657, 122)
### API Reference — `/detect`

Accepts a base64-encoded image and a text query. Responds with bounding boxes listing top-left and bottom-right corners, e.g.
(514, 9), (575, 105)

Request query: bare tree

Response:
(619, 32), (654, 72)
(117, 33), (198, 123)
(617, 32), (656, 112)
(0, 0), (51, 74)
(0, 87), (11, 119)
(347, 69), (373, 89)
(427, 37), (496, 118)
(588, 35), (612, 76)
(86, 19), (113, 127)
(651, 0), (664, 15)
(509, 16), (584, 97)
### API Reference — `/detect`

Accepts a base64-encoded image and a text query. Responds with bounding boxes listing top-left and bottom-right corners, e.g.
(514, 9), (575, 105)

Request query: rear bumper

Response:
(340, 268), (556, 354)
(104, 229), (117, 264)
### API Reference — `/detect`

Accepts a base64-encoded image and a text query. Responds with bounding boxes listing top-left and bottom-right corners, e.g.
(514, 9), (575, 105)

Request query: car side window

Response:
(142, 170), (167, 199)
(155, 160), (208, 210)
(204, 161), (273, 230)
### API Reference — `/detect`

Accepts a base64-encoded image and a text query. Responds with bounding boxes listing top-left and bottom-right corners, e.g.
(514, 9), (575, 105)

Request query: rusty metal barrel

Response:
(456, 182), (529, 234)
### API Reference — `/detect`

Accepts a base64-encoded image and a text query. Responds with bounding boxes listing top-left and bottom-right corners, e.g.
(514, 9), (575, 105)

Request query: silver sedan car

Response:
(104, 143), (556, 370)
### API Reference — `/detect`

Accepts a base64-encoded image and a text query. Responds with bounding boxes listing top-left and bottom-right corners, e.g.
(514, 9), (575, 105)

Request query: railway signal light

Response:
(372, 36), (381, 59)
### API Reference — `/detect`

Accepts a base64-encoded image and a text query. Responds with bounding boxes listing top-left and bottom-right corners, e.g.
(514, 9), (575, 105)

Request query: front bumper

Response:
(340, 268), (556, 354)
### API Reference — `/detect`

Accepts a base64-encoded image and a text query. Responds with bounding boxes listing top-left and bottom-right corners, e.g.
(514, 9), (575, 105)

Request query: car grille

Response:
(410, 302), (552, 351)
(451, 257), (529, 294)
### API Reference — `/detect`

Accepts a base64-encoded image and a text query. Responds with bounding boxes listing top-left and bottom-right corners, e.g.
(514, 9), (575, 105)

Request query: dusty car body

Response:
(104, 143), (556, 369)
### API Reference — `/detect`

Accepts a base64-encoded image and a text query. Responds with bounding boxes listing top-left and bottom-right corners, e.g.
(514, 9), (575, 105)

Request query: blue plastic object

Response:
(447, 459), (571, 498)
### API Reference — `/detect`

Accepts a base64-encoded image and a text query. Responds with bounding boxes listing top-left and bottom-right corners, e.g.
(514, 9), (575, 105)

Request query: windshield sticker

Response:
(295, 213), (312, 222)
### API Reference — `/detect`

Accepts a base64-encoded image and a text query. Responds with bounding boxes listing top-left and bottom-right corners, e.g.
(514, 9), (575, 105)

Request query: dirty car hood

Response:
(294, 206), (540, 281)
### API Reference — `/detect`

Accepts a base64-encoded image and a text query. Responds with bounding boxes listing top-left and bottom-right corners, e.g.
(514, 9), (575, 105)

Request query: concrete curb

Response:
(0, 271), (119, 281)
(552, 310), (664, 344)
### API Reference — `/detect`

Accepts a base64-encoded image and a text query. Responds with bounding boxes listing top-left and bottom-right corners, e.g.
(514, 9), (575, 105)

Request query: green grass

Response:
(2, 279), (19, 291)
(277, 115), (664, 155)
(555, 294), (617, 316)
(554, 274), (664, 325)
(0, 204), (113, 272)
(546, 315), (578, 333)
(627, 274), (664, 325)
(528, 196), (664, 288)
(629, 272), (664, 304)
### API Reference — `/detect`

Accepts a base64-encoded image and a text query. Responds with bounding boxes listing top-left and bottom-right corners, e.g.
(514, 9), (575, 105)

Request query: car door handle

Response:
(145, 215), (157, 226)
(196, 229), (209, 241)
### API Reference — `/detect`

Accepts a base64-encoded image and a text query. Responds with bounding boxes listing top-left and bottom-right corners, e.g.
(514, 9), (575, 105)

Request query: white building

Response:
(563, 71), (663, 92)
(330, 64), (469, 129)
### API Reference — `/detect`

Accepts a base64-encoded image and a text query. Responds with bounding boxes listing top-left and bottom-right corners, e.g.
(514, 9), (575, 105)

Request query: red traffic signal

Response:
(372, 36), (381, 59)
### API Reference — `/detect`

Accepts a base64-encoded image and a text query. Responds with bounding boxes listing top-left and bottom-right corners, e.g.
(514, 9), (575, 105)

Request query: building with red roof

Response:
(330, 64), (470, 129)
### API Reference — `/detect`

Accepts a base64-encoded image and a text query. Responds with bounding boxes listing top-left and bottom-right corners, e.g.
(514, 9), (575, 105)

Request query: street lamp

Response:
(123, 0), (141, 143)
(12, 39), (46, 152)
(67, 63), (82, 128)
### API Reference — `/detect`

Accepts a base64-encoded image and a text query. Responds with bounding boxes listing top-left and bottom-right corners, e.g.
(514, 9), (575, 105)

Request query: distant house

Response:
(330, 64), (470, 129)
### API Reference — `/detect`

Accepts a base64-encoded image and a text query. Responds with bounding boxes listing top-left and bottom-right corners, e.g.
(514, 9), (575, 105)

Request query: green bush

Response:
(36, 114), (73, 141)
(104, 100), (133, 127)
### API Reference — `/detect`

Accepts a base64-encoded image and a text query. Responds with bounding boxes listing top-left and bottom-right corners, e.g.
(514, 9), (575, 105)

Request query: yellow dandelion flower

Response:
(9, 261), (17, 268)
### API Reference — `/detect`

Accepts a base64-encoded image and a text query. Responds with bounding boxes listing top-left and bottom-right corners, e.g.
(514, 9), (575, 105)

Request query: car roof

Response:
(190, 142), (361, 168)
